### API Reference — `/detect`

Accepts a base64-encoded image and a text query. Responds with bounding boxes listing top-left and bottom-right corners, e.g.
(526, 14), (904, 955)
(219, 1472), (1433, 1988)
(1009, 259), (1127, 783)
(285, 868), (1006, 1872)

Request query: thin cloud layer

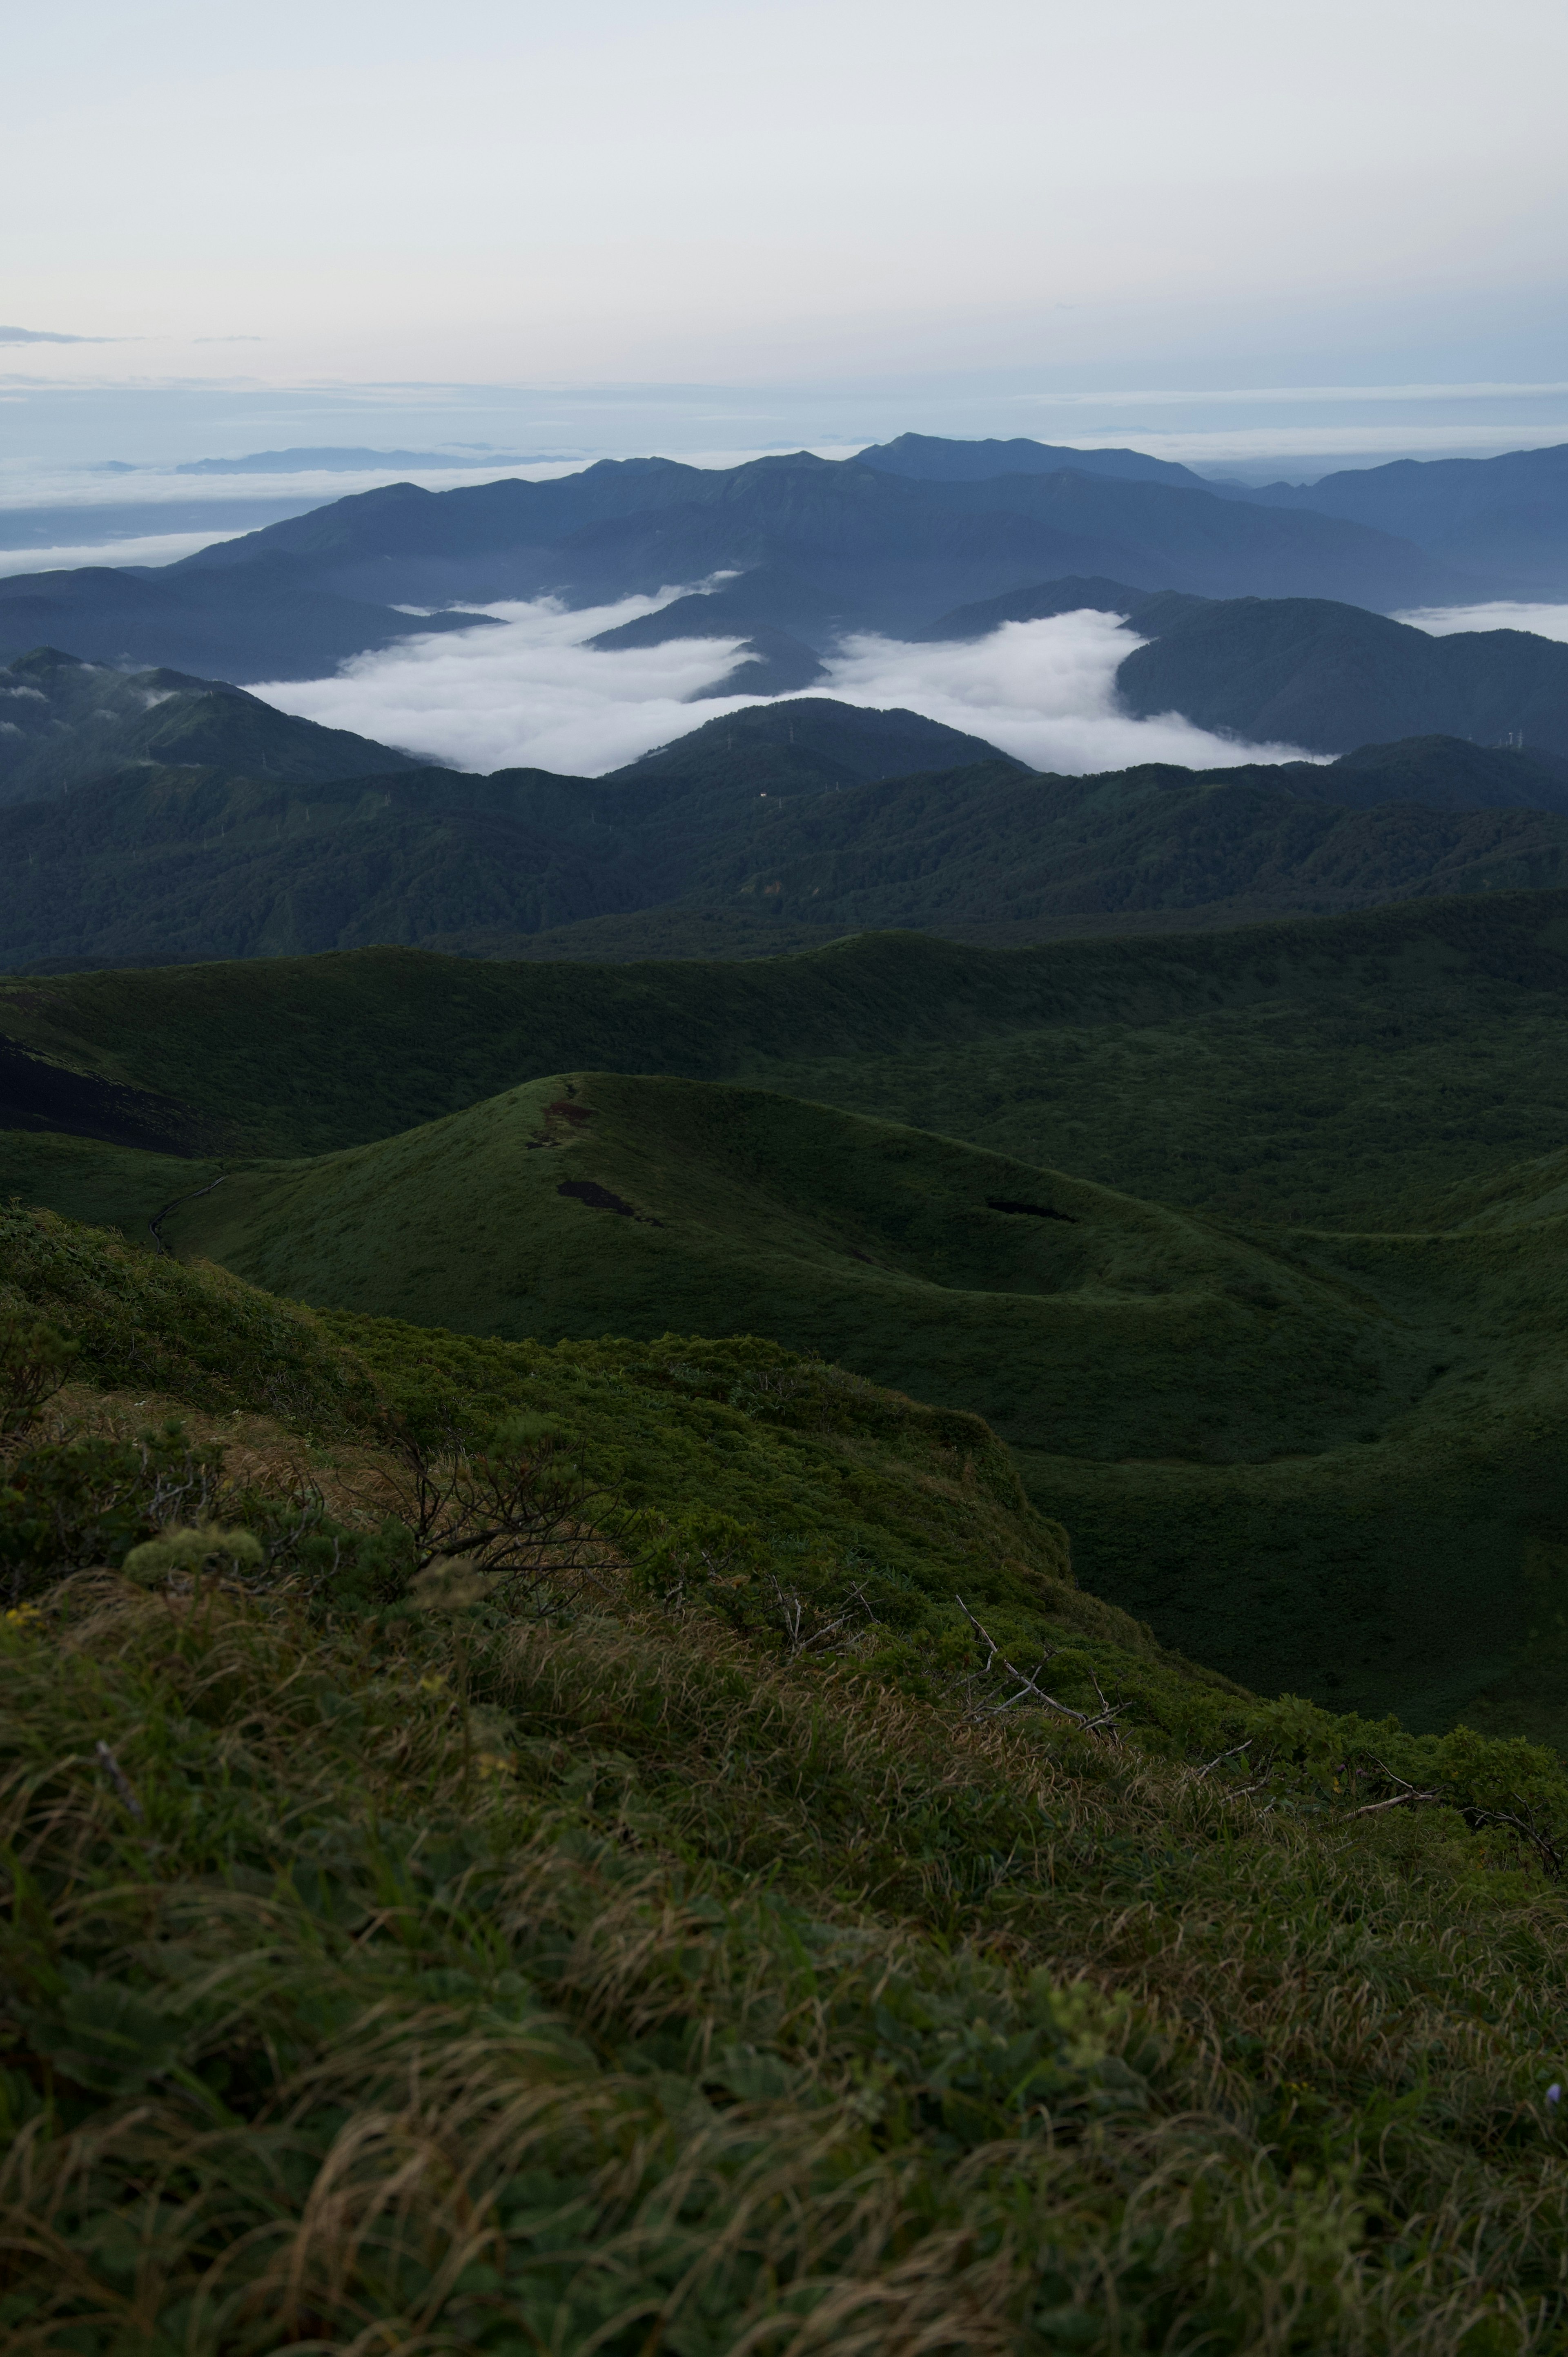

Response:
(0, 528), (249, 577)
(1395, 600), (1568, 643)
(256, 596), (1320, 778)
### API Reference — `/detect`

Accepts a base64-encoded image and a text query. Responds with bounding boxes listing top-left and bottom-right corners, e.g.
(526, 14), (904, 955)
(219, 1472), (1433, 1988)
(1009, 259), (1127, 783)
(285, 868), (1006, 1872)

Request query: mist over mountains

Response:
(3, 433), (1542, 695)
(8, 639), (1568, 973)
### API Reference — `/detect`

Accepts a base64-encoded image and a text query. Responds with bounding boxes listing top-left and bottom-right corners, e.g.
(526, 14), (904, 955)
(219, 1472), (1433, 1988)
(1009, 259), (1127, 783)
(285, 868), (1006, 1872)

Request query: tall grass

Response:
(5, 1575), (1568, 2352)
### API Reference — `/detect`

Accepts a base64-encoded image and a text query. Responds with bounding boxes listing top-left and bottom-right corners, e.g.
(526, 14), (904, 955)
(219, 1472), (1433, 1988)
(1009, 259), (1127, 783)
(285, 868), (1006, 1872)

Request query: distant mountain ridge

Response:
(0, 439), (1490, 683)
(0, 555), (489, 685)
(852, 432), (1207, 487)
(1222, 441), (1568, 593)
(1116, 595), (1568, 755)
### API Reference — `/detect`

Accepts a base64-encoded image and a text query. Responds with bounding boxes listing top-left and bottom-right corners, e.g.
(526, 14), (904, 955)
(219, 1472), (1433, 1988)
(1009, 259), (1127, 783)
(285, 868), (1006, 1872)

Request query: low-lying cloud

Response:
(1395, 600), (1568, 643)
(256, 595), (1319, 778)
(0, 528), (251, 578)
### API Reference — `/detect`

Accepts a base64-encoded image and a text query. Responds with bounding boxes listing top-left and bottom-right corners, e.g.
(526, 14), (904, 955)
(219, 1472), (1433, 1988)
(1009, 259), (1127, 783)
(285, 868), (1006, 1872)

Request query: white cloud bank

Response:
(254, 597), (1318, 778)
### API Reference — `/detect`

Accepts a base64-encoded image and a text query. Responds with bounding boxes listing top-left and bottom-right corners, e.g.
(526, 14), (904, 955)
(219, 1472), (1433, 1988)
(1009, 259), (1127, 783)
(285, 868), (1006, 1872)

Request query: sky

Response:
(6, 0), (1568, 483)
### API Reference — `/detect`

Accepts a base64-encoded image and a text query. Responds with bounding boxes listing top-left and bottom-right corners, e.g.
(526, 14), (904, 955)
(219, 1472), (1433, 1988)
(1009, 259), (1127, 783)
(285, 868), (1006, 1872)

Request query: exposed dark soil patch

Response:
(0, 1038), (207, 1154)
(546, 1101), (592, 1124)
(988, 1196), (1077, 1222)
(557, 1177), (663, 1225)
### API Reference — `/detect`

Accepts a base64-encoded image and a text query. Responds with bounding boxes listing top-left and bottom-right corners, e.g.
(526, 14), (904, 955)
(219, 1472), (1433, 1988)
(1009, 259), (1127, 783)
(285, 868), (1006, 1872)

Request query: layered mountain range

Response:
(8, 646), (1568, 970)
(7, 432), (1560, 685)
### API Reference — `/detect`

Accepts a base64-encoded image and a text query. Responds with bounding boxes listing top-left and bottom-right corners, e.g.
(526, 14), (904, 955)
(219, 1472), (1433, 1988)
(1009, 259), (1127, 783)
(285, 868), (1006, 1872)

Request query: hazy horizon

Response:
(7, 0), (1568, 508)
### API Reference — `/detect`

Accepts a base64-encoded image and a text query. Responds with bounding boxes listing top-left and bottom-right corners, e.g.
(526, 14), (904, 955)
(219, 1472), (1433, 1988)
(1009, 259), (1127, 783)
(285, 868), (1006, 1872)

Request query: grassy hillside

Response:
(7, 1209), (1568, 2348)
(7, 896), (1568, 1223)
(26, 1069), (1544, 1740)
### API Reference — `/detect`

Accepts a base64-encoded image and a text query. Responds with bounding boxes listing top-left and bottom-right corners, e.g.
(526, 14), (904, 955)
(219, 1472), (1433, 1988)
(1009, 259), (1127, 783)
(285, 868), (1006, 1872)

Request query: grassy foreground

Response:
(7, 1213), (1568, 2347)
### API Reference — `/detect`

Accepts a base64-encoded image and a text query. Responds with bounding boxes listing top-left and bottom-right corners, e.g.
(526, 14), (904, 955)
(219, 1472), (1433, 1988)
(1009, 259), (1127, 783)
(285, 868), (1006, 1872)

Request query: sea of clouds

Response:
(254, 592), (1320, 777)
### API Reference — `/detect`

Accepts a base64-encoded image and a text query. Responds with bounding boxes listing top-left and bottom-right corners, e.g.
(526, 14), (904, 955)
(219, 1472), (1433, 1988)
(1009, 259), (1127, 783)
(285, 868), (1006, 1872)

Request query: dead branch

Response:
(764, 1575), (878, 1659)
(953, 1596), (1127, 1737)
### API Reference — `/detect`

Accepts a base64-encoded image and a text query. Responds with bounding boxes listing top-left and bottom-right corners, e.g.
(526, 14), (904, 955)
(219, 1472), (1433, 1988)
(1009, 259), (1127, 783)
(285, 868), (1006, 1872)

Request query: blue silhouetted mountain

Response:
(851, 433), (1207, 486)
(1115, 595), (1568, 755)
(1222, 442), (1568, 595)
(0, 555), (490, 683)
(167, 454), (1472, 627)
(0, 444), (1486, 683)
(586, 567), (836, 692)
(911, 575), (1157, 639)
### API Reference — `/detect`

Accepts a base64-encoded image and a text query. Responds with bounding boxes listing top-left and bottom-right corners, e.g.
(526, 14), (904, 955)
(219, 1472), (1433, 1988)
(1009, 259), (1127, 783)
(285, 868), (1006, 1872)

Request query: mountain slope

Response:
(0, 554), (490, 683)
(73, 1064), (1568, 1736)
(13, 645), (1568, 974)
(911, 575), (1156, 638)
(13, 727), (1568, 974)
(0, 698), (1034, 971)
(0, 644), (419, 803)
(9, 1213), (1568, 2357)
(1117, 595), (1568, 754)
(9, 894), (1568, 1225)
(1231, 440), (1568, 593)
(664, 754), (1568, 940)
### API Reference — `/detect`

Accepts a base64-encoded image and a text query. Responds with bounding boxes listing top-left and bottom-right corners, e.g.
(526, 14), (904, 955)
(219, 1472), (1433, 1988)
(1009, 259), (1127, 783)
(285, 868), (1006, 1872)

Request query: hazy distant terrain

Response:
(0, 437), (1512, 685)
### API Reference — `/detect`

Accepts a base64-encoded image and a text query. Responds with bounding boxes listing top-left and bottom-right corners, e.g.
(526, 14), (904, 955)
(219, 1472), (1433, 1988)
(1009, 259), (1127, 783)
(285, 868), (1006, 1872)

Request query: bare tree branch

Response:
(953, 1596), (1127, 1737)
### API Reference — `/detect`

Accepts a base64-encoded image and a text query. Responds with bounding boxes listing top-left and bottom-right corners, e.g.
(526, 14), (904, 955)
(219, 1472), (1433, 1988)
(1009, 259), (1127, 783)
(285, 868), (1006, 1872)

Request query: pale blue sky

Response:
(5, 0), (1567, 474)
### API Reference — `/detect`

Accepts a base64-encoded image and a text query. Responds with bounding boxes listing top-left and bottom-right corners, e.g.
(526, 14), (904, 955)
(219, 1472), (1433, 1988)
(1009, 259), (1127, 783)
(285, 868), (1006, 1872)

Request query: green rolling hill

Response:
(4, 894), (1568, 1226)
(7, 1062), (1564, 1740)
(4, 896), (1568, 1744)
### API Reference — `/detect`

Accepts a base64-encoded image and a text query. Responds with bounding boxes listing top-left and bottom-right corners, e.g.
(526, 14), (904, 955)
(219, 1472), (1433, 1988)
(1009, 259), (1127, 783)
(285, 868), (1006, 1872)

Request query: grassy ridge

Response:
(7, 894), (1568, 1224)
(126, 1071), (1568, 1739)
